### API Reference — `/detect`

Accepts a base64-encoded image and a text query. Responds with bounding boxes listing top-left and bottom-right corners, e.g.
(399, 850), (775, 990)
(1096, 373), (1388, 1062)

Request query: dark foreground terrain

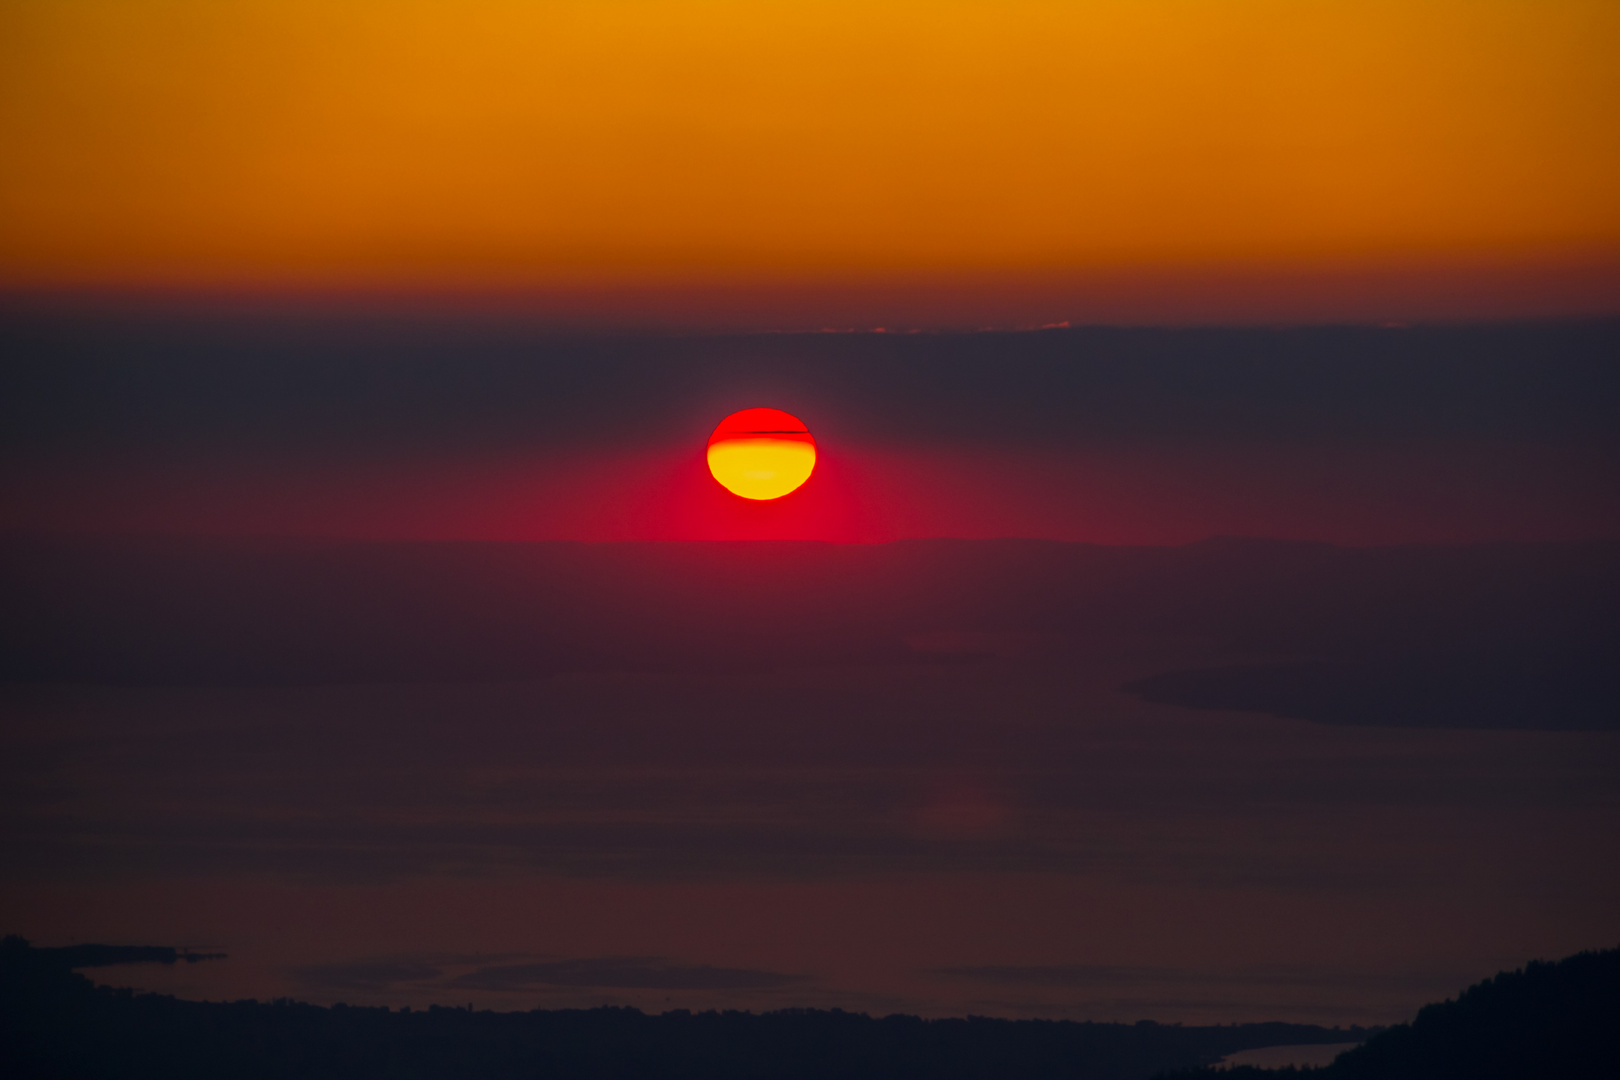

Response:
(1, 937), (1368, 1080)
(7, 940), (1617, 1078)
(1159, 946), (1620, 1079)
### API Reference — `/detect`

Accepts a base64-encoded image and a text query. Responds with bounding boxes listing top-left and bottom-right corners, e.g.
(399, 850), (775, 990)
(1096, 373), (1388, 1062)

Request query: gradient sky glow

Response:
(3, 1), (1618, 324)
(2, 3), (1619, 1039)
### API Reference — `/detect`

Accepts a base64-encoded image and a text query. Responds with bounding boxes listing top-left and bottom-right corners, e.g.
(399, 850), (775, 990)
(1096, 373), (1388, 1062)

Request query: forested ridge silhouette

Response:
(2, 936), (1369, 1080)
(1154, 945), (1620, 1079)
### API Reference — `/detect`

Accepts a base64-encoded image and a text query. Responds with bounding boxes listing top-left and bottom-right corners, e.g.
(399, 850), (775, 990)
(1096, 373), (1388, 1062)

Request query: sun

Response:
(707, 408), (817, 500)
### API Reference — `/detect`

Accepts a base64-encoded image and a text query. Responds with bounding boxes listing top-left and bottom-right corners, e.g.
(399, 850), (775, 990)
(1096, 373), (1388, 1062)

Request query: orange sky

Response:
(2, 1), (1618, 322)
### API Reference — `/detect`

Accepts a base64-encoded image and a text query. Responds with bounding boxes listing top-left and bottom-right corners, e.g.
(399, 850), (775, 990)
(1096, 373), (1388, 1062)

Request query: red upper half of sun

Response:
(707, 408), (814, 446)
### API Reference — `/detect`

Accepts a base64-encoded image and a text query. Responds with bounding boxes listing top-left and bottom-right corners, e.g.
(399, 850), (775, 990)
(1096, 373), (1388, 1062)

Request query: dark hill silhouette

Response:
(1154, 945), (1620, 1079)
(1, 937), (1370, 1080)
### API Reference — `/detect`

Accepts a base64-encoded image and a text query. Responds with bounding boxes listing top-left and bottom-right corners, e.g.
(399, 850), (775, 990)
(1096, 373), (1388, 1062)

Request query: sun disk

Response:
(707, 409), (816, 500)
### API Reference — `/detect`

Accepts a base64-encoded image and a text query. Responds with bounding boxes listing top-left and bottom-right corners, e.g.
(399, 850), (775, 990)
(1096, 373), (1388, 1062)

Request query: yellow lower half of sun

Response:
(707, 439), (817, 501)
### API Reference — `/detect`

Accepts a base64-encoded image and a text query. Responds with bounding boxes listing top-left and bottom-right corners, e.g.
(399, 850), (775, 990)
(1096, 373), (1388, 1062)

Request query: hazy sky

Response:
(4, 539), (1618, 1024)
(3, 316), (1617, 543)
(2, 320), (1617, 1026)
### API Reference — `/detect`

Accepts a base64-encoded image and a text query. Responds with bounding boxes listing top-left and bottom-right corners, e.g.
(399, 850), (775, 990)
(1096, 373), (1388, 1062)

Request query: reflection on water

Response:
(1220, 1042), (1360, 1069)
